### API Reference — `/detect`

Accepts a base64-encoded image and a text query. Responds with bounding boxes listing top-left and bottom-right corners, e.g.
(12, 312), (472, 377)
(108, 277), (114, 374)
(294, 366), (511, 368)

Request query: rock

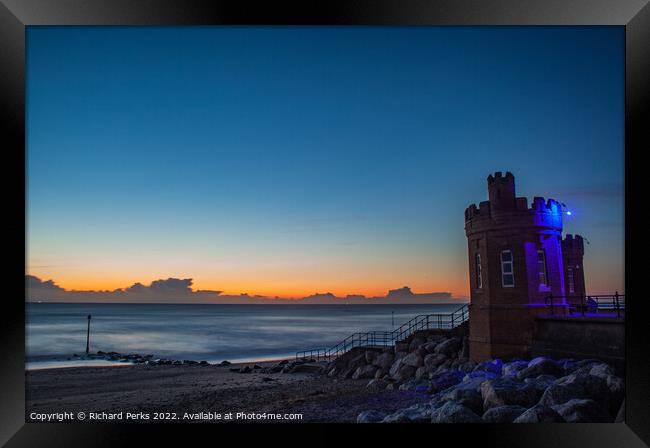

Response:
(402, 352), (423, 368)
(352, 364), (378, 380)
(434, 338), (461, 358)
(564, 358), (600, 375)
(253, 364), (262, 369)
(433, 360), (453, 375)
(393, 365), (416, 382)
(366, 379), (388, 391)
(440, 381), (484, 415)
(375, 367), (389, 379)
(239, 365), (252, 373)
(357, 410), (386, 423)
(278, 359), (289, 365)
(199, 360), (208, 365)
(327, 367), (339, 378)
(430, 370), (464, 392)
(415, 366), (429, 380)
(389, 358), (404, 378)
(473, 359), (503, 375)
(290, 363), (324, 374)
(513, 405), (565, 423)
(482, 405), (527, 423)
(538, 373), (610, 410)
(431, 401), (482, 423)
(383, 404), (432, 423)
(516, 358), (563, 380)
(458, 360), (477, 373)
(347, 354), (367, 372)
(399, 378), (431, 392)
(463, 370), (499, 383)
(372, 352), (394, 370)
(551, 399), (612, 423)
(219, 360), (232, 366)
(481, 378), (540, 410)
(459, 337), (470, 359)
(589, 362), (616, 378)
(615, 399), (625, 423)
(421, 342), (438, 353)
(523, 374), (557, 394)
(395, 343), (410, 353)
(424, 353), (448, 369)
(502, 360), (529, 377)
(365, 351), (378, 364)
(409, 337), (426, 352)
(394, 351), (408, 361)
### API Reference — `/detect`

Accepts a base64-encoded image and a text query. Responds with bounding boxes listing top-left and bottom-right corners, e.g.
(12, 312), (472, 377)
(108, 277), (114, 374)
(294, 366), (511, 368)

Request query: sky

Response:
(26, 26), (624, 299)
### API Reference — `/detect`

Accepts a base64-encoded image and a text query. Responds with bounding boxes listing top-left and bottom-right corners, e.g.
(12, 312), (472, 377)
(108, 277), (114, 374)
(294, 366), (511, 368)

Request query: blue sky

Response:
(26, 26), (624, 297)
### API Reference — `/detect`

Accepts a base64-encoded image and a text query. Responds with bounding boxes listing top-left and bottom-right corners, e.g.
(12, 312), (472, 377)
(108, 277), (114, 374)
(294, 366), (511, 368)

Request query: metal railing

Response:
(545, 292), (625, 318)
(295, 304), (469, 361)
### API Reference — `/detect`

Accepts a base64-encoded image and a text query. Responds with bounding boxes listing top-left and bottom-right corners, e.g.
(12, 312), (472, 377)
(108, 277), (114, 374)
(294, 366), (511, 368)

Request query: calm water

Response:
(26, 302), (465, 368)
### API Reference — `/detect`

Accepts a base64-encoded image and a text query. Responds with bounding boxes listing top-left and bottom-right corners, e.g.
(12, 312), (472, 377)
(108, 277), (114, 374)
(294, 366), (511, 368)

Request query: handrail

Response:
(296, 304), (469, 361)
(545, 292), (625, 318)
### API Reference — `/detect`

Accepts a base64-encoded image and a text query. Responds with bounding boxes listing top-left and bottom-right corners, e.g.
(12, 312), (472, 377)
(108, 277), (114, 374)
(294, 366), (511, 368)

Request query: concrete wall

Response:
(531, 315), (625, 371)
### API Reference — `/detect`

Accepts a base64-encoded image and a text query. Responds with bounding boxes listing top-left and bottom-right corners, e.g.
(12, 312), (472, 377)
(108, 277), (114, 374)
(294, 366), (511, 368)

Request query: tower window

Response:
(500, 250), (514, 287)
(475, 253), (482, 289)
(537, 250), (548, 286)
(567, 267), (575, 294)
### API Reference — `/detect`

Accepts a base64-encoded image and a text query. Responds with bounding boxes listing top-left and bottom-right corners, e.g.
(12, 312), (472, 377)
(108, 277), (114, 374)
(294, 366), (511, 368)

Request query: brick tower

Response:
(464, 172), (584, 361)
(562, 234), (586, 297)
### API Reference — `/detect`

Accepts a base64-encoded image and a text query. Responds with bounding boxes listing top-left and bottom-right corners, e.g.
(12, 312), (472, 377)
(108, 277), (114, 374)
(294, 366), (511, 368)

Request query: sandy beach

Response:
(25, 361), (429, 423)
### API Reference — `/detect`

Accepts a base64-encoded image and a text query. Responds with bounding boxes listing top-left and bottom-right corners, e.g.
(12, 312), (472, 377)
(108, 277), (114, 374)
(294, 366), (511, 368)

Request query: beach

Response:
(25, 361), (428, 423)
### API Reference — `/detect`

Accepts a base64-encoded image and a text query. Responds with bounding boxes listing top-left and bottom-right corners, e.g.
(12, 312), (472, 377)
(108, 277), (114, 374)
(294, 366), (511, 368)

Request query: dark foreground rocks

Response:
(318, 329), (624, 424)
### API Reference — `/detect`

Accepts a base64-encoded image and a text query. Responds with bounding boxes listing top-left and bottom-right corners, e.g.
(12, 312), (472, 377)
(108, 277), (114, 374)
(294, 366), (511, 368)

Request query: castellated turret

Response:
(464, 172), (585, 362)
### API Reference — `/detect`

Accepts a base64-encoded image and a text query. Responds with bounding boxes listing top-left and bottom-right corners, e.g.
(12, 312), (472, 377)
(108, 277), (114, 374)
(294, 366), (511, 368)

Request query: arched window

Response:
(475, 253), (482, 289)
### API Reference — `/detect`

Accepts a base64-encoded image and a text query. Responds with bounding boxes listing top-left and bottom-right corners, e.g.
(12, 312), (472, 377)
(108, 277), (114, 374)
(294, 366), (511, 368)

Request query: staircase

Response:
(295, 304), (469, 361)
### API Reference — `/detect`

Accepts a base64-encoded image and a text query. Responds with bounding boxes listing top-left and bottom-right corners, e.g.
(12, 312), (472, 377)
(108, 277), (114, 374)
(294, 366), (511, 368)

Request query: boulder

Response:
(482, 405), (527, 423)
(365, 350), (379, 365)
(383, 404), (432, 423)
(459, 337), (470, 359)
(516, 358), (563, 380)
(481, 378), (540, 410)
(393, 365), (416, 382)
(366, 379), (388, 391)
(431, 401), (482, 423)
(375, 367), (390, 379)
(463, 370), (499, 383)
(523, 374), (557, 394)
(352, 364), (378, 380)
(551, 399), (612, 423)
(373, 352), (395, 370)
(502, 360), (528, 377)
(389, 358), (405, 378)
(415, 366), (428, 380)
(357, 410), (386, 423)
(538, 373), (610, 411)
(473, 359), (503, 375)
(589, 362), (616, 379)
(422, 342), (439, 353)
(347, 354), (367, 372)
(440, 381), (484, 415)
(433, 360), (453, 375)
(399, 378), (431, 392)
(290, 363), (324, 374)
(430, 370), (464, 392)
(513, 405), (565, 423)
(219, 360), (232, 367)
(434, 338), (461, 358)
(409, 337), (427, 352)
(424, 353), (448, 369)
(395, 343), (410, 353)
(402, 352), (424, 368)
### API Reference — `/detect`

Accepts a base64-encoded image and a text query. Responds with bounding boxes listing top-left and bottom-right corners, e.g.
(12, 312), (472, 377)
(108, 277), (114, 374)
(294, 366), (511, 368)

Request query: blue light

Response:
(566, 211), (572, 216)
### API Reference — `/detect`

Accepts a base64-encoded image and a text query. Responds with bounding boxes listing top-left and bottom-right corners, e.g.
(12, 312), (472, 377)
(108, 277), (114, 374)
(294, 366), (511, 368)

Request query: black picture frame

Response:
(1, 0), (647, 446)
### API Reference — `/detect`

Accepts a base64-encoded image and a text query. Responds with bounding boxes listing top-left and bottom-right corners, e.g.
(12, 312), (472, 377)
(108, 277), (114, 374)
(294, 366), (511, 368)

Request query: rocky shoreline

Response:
(313, 328), (625, 423)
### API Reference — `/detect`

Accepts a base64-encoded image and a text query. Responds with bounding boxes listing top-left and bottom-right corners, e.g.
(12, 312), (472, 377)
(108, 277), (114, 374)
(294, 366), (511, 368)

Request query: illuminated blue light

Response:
(566, 211), (572, 216)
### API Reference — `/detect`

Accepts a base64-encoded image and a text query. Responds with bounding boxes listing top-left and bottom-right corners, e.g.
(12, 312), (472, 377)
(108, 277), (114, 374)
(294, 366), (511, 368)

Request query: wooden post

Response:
(86, 314), (91, 354)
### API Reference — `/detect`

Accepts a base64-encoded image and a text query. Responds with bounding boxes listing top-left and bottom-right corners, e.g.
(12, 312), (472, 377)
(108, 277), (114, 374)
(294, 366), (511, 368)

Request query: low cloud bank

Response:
(26, 275), (459, 305)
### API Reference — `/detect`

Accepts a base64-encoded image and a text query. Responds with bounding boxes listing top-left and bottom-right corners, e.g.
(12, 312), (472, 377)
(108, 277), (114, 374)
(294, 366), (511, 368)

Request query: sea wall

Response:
(531, 316), (625, 371)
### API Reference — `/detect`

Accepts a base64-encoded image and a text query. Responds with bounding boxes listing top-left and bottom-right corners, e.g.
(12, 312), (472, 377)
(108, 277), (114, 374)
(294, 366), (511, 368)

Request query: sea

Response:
(25, 302), (466, 370)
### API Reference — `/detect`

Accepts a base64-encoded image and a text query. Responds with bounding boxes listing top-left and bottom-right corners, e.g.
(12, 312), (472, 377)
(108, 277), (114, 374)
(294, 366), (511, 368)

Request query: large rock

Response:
(421, 342), (439, 353)
(365, 379), (388, 391)
(523, 374), (557, 394)
(373, 352), (395, 369)
(481, 378), (540, 410)
(516, 358), (563, 380)
(482, 405), (527, 423)
(352, 364), (379, 379)
(430, 370), (464, 392)
(393, 365), (416, 382)
(424, 353), (448, 369)
(551, 399), (612, 423)
(431, 401), (482, 423)
(473, 359), (503, 375)
(394, 343), (410, 353)
(383, 404), (432, 423)
(365, 350), (379, 365)
(399, 378), (431, 393)
(440, 381), (484, 415)
(347, 354), (367, 372)
(289, 363), (324, 374)
(409, 337), (427, 352)
(513, 405), (565, 423)
(502, 360), (528, 377)
(463, 370), (499, 383)
(357, 410), (386, 423)
(402, 352), (424, 368)
(538, 373), (610, 411)
(434, 338), (461, 358)
(415, 366), (429, 380)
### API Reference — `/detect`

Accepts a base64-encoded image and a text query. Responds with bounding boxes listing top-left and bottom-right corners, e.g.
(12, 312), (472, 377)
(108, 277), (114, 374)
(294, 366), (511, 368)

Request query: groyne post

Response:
(86, 314), (91, 354)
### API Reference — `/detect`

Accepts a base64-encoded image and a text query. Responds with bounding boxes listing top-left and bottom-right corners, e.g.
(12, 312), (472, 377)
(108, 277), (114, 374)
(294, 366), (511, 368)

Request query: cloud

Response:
(25, 275), (457, 305)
